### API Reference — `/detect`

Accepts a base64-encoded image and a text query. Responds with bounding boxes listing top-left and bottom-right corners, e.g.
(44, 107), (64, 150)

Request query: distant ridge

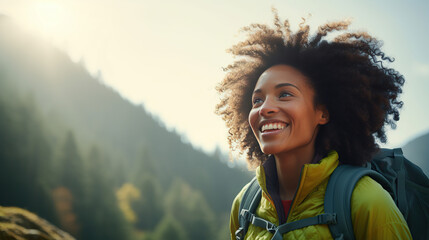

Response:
(402, 131), (429, 176)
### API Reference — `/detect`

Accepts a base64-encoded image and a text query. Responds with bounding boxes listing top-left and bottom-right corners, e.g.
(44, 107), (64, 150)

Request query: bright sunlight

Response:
(27, 0), (68, 38)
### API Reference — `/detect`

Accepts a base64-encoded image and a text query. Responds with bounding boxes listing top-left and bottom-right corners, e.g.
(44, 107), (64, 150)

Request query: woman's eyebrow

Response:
(253, 83), (300, 94)
(275, 83), (300, 90)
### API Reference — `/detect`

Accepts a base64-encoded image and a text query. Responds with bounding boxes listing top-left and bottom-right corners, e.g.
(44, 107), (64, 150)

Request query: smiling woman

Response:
(248, 65), (328, 163)
(216, 9), (412, 240)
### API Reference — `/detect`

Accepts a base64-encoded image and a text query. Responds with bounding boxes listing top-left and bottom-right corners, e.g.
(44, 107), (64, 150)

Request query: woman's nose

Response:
(259, 98), (279, 116)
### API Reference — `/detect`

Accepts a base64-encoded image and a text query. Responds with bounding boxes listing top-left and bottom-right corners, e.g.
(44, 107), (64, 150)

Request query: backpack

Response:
(235, 148), (429, 240)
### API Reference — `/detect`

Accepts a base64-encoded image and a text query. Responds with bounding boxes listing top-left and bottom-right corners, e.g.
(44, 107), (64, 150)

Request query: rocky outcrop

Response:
(0, 206), (75, 240)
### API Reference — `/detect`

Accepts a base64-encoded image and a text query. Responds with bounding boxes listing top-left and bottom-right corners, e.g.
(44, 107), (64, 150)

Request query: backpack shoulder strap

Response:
(235, 177), (262, 240)
(325, 165), (391, 240)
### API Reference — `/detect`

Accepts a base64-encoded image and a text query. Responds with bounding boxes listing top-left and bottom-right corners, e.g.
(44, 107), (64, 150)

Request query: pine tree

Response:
(133, 175), (163, 230)
(164, 179), (216, 240)
(56, 131), (86, 238)
(0, 92), (56, 222)
(152, 215), (188, 240)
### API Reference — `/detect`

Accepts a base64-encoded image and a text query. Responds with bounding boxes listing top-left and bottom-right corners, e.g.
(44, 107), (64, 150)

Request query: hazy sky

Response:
(1, 0), (428, 154)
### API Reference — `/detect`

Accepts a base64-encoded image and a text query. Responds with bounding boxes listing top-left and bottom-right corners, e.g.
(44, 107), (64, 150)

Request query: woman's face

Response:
(248, 64), (328, 156)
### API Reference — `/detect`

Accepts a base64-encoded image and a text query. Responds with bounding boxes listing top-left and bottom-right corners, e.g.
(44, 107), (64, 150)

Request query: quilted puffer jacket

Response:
(230, 151), (412, 240)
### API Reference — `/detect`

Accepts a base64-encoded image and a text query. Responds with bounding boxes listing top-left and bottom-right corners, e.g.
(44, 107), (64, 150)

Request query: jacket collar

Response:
(255, 151), (339, 223)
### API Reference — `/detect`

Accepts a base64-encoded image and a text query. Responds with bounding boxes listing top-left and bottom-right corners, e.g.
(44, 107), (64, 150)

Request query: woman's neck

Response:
(274, 146), (316, 200)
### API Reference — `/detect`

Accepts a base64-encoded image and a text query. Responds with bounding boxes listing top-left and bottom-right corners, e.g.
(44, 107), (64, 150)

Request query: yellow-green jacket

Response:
(230, 151), (412, 239)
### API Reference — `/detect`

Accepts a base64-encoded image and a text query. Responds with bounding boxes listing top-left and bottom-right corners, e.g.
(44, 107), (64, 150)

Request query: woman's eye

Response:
(253, 98), (263, 105)
(279, 92), (292, 98)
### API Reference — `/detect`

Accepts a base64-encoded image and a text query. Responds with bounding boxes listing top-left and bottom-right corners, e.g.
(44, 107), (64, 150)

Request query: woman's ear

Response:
(318, 105), (329, 125)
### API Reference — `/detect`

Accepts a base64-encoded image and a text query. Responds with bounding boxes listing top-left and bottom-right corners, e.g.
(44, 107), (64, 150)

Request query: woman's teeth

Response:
(261, 123), (287, 132)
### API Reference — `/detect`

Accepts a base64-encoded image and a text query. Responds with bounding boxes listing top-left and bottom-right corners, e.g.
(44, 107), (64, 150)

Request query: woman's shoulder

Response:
(352, 175), (392, 205)
(351, 176), (412, 239)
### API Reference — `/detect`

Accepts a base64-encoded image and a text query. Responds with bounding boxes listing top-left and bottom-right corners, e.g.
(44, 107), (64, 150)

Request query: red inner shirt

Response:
(282, 200), (293, 217)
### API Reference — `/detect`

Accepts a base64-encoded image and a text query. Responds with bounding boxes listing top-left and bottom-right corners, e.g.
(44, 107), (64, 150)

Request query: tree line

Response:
(0, 83), (230, 239)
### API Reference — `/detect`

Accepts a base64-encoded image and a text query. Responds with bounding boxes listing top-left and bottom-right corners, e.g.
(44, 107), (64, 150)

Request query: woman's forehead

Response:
(254, 64), (310, 90)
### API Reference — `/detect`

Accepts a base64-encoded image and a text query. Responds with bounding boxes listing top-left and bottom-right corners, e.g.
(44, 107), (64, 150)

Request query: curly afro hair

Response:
(216, 9), (404, 168)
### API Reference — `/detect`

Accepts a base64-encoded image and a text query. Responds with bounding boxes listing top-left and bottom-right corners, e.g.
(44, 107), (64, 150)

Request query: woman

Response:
(216, 10), (412, 240)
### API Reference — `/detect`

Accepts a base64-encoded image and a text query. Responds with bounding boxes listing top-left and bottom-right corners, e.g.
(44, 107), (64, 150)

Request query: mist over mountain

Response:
(0, 15), (251, 239)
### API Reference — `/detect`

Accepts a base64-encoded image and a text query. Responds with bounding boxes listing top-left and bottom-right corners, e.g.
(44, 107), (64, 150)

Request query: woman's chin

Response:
(260, 145), (284, 155)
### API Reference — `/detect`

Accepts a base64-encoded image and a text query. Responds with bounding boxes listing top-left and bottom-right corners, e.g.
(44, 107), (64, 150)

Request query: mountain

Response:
(0, 14), (251, 209)
(402, 131), (429, 176)
(0, 14), (252, 240)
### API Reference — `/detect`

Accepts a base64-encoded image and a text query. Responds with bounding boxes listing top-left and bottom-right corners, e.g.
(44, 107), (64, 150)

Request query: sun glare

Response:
(29, 1), (67, 38)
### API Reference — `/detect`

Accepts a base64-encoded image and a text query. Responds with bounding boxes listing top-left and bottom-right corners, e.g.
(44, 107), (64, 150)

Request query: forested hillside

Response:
(0, 15), (251, 240)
